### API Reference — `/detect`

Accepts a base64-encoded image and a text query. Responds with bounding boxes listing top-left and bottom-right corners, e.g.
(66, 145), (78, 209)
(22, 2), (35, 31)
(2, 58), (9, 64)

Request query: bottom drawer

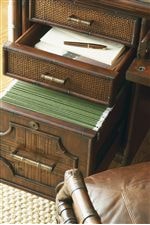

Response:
(0, 81), (129, 199)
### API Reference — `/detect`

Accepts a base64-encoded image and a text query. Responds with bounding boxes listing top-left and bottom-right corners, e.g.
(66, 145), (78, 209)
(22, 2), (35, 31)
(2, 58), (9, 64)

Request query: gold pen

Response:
(64, 41), (107, 49)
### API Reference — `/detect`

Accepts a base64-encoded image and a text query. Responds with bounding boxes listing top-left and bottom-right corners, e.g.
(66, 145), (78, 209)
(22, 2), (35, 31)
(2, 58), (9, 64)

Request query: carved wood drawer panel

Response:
(0, 108), (94, 199)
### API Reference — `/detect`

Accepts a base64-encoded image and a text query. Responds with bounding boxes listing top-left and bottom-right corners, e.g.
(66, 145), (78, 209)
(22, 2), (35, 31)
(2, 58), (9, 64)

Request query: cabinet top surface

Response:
(126, 59), (150, 87)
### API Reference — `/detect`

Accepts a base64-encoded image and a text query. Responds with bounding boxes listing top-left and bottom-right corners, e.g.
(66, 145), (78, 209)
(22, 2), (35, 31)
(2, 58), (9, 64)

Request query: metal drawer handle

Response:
(11, 150), (56, 172)
(41, 74), (68, 85)
(0, 124), (13, 136)
(67, 15), (93, 26)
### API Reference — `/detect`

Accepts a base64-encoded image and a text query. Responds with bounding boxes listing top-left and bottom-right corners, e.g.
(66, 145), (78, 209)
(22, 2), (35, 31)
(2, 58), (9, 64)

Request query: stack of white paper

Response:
(35, 26), (125, 66)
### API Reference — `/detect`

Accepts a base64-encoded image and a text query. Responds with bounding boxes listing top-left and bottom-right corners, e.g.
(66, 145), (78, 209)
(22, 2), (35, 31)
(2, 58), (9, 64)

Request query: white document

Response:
(35, 26), (125, 66)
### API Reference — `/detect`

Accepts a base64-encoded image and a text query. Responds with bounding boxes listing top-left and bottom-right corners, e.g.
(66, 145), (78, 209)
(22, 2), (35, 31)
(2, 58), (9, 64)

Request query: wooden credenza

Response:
(0, 0), (150, 200)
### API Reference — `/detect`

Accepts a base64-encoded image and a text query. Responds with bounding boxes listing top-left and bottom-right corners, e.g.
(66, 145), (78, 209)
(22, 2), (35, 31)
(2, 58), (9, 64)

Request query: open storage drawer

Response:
(3, 24), (135, 106)
(0, 81), (129, 199)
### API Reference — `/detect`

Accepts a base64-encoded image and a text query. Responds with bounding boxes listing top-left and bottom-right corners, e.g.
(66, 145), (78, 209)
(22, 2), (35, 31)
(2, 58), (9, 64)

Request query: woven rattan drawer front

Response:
(30, 0), (139, 45)
(6, 49), (113, 105)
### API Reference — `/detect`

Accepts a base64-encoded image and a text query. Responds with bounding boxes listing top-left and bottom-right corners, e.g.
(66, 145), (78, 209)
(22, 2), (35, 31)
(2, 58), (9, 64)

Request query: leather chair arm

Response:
(56, 169), (101, 224)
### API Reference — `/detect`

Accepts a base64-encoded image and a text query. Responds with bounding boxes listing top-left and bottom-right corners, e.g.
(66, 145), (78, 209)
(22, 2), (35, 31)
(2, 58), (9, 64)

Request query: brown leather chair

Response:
(56, 162), (150, 224)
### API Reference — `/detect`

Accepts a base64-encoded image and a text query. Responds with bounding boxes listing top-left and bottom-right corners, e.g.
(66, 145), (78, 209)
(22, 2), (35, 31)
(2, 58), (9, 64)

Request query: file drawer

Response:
(29, 0), (140, 46)
(3, 24), (135, 106)
(0, 106), (89, 199)
(0, 81), (129, 199)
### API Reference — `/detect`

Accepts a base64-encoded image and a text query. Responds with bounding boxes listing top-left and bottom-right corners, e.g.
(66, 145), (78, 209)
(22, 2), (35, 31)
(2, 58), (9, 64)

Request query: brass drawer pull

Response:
(67, 15), (93, 26)
(41, 74), (68, 85)
(0, 124), (13, 136)
(11, 150), (56, 172)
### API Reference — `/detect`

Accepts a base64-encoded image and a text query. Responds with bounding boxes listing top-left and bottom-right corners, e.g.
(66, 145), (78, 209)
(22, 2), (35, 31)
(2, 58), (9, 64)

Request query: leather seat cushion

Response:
(85, 162), (150, 224)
